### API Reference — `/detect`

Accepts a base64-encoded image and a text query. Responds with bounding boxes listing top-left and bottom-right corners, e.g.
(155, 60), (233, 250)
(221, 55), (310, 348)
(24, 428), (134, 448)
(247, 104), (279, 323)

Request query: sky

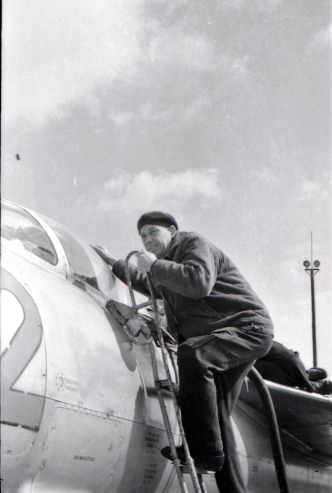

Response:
(2, 0), (332, 374)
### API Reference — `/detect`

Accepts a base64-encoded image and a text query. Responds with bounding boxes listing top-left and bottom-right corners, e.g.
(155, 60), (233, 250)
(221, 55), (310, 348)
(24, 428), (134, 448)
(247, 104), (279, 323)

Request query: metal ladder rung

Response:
(180, 465), (215, 475)
(132, 300), (153, 310)
(157, 379), (179, 394)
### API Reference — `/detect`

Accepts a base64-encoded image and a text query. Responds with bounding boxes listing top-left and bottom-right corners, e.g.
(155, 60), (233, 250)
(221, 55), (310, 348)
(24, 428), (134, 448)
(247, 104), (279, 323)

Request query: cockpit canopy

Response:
(2, 201), (58, 265)
(1, 201), (118, 298)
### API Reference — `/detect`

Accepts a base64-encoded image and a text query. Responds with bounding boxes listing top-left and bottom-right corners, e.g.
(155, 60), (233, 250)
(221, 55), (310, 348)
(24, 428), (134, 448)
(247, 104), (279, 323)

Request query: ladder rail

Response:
(124, 251), (177, 344)
(124, 251), (205, 493)
(124, 251), (141, 307)
(146, 273), (204, 493)
(147, 272), (201, 476)
(149, 343), (189, 493)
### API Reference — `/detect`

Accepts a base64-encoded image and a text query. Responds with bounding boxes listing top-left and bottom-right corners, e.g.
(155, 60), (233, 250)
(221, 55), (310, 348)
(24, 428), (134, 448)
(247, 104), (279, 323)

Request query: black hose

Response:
(248, 367), (291, 493)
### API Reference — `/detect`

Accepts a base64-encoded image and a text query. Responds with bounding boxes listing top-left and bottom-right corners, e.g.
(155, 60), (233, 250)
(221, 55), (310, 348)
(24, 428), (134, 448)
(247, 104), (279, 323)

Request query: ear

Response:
(169, 225), (177, 237)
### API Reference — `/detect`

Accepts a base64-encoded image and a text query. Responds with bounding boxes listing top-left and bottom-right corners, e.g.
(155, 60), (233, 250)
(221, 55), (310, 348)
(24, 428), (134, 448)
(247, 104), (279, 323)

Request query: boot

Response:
(307, 367), (328, 381)
(311, 379), (332, 395)
(161, 444), (224, 472)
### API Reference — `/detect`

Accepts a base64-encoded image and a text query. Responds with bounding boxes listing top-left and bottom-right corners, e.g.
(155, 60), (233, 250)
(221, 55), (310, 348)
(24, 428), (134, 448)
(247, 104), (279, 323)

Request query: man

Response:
(93, 211), (274, 493)
(255, 341), (332, 395)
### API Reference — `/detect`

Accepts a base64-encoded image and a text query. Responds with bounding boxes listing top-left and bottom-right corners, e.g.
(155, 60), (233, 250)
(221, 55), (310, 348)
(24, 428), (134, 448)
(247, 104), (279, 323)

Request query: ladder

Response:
(123, 251), (211, 493)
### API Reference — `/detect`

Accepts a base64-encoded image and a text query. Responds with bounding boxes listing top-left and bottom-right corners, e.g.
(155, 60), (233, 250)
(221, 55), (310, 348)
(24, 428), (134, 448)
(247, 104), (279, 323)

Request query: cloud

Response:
(97, 168), (223, 217)
(108, 103), (172, 126)
(146, 28), (217, 70)
(312, 23), (332, 50)
(253, 167), (280, 185)
(3, 0), (268, 129)
(2, 0), (220, 127)
(2, 0), (145, 125)
(298, 177), (330, 202)
(220, 0), (283, 11)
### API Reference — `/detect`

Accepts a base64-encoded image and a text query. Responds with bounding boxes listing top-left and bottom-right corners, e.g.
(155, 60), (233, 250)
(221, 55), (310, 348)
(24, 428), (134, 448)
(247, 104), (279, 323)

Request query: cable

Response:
(248, 367), (291, 493)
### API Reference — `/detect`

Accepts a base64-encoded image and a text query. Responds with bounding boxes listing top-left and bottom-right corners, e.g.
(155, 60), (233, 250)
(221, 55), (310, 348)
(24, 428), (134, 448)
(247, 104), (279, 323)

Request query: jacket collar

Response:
(160, 231), (184, 260)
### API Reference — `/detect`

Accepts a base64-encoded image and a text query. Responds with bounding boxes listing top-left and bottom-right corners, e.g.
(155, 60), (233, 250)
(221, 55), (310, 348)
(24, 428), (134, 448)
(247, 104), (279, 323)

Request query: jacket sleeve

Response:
(151, 235), (218, 299)
(112, 259), (161, 298)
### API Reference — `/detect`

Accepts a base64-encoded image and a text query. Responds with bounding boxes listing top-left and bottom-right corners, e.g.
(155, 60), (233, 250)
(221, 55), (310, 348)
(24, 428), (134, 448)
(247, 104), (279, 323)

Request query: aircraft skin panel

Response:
(31, 403), (125, 492)
(1, 266), (48, 493)
(1, 269), (47, 431)
(1, 396), (216, 493)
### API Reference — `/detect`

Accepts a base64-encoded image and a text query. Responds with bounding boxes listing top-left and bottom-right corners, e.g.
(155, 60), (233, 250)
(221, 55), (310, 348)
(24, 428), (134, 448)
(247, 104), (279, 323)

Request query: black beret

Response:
(137, 211), (179, 233)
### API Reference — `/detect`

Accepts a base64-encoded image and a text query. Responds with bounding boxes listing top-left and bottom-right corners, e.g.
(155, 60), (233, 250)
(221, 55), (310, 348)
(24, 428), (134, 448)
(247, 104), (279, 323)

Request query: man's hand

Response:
(91, 245), (118, 267)
(136, 251), (155, 272)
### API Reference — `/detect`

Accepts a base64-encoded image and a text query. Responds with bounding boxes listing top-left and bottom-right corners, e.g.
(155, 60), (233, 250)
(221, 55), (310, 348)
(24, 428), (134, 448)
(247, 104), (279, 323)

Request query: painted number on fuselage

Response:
(1, 269), (45, 431)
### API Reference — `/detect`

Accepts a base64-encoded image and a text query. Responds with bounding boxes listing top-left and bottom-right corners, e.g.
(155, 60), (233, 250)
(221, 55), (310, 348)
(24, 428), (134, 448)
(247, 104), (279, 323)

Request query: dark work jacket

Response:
(112, 231), (274, 342)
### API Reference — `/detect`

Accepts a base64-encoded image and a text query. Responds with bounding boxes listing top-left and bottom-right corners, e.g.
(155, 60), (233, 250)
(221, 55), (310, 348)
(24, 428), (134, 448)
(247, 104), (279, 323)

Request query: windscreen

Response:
(41, 215), (116, 297)
(1, 202), (58, 265)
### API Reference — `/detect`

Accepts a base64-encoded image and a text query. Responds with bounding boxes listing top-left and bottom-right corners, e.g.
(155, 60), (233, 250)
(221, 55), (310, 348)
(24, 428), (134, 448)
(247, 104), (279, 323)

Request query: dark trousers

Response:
(178, 326), (273, 493)
(254, 340), (314, 392)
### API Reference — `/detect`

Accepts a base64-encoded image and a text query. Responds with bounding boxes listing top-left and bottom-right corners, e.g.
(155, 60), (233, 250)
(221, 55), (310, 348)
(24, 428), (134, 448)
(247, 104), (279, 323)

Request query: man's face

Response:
(140, 224), (175, 258)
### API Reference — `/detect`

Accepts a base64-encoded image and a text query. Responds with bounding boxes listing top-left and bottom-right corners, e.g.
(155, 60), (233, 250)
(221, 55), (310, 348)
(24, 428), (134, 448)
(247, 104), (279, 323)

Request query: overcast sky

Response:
(2, 0), (332, 373)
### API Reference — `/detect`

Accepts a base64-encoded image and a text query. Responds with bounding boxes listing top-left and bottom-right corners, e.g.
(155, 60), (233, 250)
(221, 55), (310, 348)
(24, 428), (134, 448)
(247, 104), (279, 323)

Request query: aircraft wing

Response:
(239, 378), (332, 465)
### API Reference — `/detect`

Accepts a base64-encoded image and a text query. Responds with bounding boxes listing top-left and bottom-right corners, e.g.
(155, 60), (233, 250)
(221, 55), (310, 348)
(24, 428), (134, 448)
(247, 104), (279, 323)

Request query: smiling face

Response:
(139, 224), (176, 258)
